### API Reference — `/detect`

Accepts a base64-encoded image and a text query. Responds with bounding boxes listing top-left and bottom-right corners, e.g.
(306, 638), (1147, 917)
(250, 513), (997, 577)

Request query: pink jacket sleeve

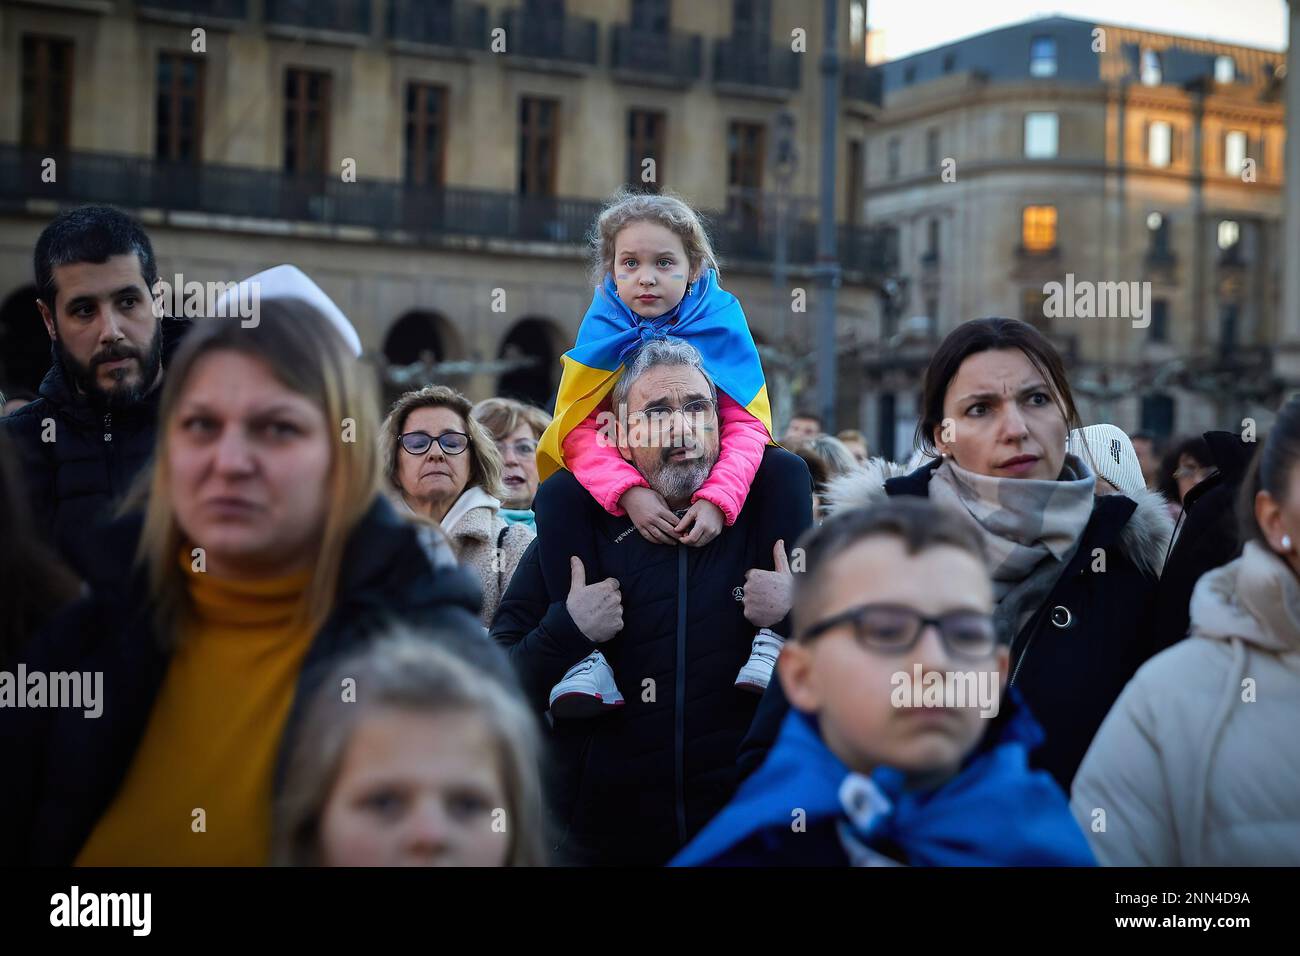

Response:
(691, 392), (769, 525)
(561, 403), (649, 516)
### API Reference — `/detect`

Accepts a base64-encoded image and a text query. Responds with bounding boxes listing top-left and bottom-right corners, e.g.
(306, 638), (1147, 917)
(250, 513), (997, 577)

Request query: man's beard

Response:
(642, 436), (719, 507)
(55, 321), (164, 411)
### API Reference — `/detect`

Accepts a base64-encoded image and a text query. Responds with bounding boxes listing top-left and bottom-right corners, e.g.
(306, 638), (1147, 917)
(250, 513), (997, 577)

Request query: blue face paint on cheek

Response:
(617, 274), (630, 281)
(671, 274), (684, 280)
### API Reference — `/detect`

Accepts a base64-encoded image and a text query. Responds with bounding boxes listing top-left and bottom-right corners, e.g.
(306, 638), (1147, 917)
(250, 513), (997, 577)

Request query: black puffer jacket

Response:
(0, 316), (191, 579)
(742, 457), (1172, 792)
(1151, 430), (1254, 654)
(0, 495), (489, 866)
(492, 447), (812, 865)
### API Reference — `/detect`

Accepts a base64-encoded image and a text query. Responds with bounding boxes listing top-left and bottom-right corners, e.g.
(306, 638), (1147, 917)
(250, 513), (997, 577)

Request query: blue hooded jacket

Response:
(671, 689), (1096, 867)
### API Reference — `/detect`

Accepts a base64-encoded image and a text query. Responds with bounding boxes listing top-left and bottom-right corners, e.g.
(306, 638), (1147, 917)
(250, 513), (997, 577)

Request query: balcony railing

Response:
(842, 63), (883, 106)
(138, 0), (249, 18)
(499, 10), (598, 66)
(266, 0), (371, 35)
(713, 38), (800, 91)
(388, 0), (487, 50)
(610, 26), (703, 82)
(0, 146), (896, 277)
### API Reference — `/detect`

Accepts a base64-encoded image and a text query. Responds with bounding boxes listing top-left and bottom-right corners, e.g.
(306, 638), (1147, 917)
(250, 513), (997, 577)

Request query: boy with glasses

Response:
(673, 498), (1094, 866)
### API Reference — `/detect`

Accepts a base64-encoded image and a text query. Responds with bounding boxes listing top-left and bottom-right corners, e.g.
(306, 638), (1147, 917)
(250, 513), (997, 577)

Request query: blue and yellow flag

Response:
(538, 268), (772, 481)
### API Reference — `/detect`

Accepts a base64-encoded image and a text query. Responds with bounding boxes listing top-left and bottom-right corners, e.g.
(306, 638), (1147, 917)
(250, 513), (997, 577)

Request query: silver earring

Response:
(1283, 534), (1293, 552)
(686, 282), (694, 296)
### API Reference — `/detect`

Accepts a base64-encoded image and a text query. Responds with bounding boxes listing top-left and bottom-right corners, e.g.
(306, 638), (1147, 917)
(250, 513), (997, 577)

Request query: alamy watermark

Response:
(890, 663), (1001, 718)
(0, 665), (103, 718)
(151, 274), (261, 328)
(1042, 274), (1151, 329)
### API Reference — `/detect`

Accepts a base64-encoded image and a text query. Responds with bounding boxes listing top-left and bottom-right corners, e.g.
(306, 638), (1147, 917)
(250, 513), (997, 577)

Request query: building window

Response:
(627, 109), (666, 192)
(925, 217), (939, 262)
(726, 120), (765, 227)
(1024, 112), (1059, 159)
(518, 97), (558, 196)
(1140, 48), (1162, 86)
(849, 0), (865, 49)
(1022, 205), (1057, 252)
(1021, 289), (1051, 331)
(156, 53), (204, 163)
(1140, 393), (1175, 438)
(1214, 54), (1236, 84)
(903, 65), (916, 84)
(1147, 211), (1170, 258)
(942, 53), (956, 73)
(404, 83), (446, 187)
(1150, 299), (1169, 342)
(284, 68), (331, 175)
(887, 136), (900, 179)
(1029, 35), (1056, 77)
(1224, 130), (1247, 176)
(847, 138), (863, 226)
(731, 0), (772, 39)
(1217, 219), (1240, 251)
(20, 35), (73, 150)
(924, 296), (938, 335)
(925, 128), (939, 170)
(631, 0), (671, 33)
(1147, 121), (1172, 168)
(1220, 303), (1239, 349)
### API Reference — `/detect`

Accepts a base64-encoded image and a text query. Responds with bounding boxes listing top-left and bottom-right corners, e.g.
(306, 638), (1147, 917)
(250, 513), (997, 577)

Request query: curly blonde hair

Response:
(588, 188), (720, 289)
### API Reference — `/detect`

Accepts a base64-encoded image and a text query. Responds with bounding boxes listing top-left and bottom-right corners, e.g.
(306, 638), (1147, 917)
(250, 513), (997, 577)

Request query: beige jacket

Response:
(1070, 540), (1300, 865)
(442, 486), (534, 627)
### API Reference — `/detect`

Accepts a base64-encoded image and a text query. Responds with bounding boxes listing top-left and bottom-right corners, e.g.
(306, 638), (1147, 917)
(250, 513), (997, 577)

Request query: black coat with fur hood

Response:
(743, 456), (1173, 793)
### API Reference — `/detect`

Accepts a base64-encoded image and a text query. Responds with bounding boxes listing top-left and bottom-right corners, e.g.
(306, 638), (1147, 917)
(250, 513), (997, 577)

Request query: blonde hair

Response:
(131, 308), (381, 642)
(272, 626), (548, 867)
(382, 385), (505, 501)
(471, 397), (552, 443)
(589, 188), (720, 289)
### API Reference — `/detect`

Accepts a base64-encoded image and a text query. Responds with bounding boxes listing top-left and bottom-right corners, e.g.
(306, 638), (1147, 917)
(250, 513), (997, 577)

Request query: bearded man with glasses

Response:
(491, 338), (815, 865)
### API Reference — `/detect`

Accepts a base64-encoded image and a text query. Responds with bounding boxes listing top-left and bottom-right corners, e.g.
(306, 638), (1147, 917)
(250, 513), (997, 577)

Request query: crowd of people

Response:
(0, 195), (1296, 867)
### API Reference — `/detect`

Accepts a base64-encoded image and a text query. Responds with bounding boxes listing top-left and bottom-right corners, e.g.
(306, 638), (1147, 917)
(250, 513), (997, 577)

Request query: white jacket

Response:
(1070, 540), (1300, 865)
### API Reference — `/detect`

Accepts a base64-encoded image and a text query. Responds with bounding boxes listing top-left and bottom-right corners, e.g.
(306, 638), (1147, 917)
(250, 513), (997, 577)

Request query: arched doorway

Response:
(383, 310), (461, 366)
(497, 318), (562, 410)
(381, 310), (463, 405)
(0, 286), (51, 397)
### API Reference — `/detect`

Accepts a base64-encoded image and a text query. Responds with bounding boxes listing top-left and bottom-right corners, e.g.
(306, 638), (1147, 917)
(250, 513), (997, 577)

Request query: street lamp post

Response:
(815, 0), (842, 432)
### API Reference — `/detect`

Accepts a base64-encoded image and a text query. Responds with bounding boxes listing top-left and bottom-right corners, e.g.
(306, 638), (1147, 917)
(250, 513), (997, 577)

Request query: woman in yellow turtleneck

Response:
(23, 271), (486, 867)
(76, 559), (316, 865)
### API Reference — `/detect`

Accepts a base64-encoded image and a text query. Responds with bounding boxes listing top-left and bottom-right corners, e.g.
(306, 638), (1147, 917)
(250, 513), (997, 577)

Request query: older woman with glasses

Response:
(383, 385), (534, 626)
(471, 397), (553, 532)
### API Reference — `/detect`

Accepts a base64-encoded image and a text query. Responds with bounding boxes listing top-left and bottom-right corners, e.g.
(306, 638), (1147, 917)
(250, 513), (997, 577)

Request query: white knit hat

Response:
(1067, 424), (1145, 498)
(213, 264), (362, 357)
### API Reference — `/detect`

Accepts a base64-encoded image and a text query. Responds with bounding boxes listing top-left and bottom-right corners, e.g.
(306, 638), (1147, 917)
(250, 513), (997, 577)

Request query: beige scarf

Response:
(928, 454), (1095, 641)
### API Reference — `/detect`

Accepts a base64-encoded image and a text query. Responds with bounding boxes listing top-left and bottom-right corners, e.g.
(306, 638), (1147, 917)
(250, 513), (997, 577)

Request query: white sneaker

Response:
(735, 628), (786, 694)
(549, 650), (625, 718)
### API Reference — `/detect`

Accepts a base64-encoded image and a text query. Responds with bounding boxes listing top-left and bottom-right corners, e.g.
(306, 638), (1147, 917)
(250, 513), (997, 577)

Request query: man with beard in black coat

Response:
(492, 338), (812, 865)
(0, 205), (190, 579)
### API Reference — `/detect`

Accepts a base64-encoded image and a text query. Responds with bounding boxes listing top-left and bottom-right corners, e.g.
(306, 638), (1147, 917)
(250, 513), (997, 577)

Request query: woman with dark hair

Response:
(1157, 435), (1215, 526)
(1072, 394), (1300, 864)
(819, 317), (1172, 789)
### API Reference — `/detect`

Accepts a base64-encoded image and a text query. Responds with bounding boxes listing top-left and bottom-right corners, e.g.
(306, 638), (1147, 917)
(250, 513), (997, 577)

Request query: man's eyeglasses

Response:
(801, 602), (997, 661)
(399, 431), (469, 456)
(496, 439), (538, 458)
(626, 398), (717, 429)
